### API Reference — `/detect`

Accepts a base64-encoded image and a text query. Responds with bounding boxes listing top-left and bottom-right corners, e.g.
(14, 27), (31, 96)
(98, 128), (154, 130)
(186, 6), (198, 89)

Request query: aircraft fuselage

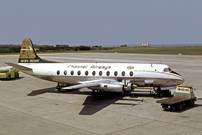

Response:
(19, 63), (184, 88)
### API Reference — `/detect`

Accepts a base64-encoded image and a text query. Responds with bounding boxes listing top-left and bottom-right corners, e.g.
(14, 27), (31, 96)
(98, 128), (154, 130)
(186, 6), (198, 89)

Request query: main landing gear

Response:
(56, 83), (69, 92)
(56, 83), (62, 92)
(92, 90), (103, 100)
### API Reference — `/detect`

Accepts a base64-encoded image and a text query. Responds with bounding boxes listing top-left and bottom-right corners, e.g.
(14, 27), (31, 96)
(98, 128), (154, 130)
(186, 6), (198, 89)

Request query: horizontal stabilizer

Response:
(5, 63), (32, 71)
(62, 82), (100, 90)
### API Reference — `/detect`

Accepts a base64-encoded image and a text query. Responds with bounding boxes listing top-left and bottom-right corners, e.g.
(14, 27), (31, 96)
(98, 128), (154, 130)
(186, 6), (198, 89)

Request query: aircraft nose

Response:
(178, 76), (184, 85)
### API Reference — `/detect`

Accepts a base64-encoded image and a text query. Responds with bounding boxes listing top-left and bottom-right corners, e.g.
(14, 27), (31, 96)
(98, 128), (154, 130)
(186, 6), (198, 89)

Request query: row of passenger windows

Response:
(57, 70), (134, 77)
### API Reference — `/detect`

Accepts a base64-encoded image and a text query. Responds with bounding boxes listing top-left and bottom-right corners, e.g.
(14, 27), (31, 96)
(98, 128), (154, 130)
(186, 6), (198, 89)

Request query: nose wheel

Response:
(156, 88), (171, 97)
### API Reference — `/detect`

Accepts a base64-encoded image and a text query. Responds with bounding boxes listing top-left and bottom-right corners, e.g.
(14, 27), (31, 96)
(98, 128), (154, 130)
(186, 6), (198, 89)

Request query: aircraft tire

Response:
(95, 93), (101, 100)
(93, 90), (102, 100)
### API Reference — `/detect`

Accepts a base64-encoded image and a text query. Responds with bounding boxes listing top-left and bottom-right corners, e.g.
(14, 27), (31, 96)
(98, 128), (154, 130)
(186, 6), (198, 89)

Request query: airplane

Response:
(6, 38), (184, 99)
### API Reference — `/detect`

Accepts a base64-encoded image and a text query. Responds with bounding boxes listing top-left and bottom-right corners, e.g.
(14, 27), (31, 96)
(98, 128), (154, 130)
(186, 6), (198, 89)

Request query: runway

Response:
(0, 53), (202, 135)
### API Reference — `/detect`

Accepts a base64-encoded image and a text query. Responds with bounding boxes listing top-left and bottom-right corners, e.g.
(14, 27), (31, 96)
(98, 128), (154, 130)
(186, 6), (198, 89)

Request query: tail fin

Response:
(18, 38), (57, 63)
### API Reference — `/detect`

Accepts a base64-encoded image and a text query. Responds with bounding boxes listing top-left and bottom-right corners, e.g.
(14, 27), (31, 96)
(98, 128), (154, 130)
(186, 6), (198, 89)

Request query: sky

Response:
(0, 0), (202, 46)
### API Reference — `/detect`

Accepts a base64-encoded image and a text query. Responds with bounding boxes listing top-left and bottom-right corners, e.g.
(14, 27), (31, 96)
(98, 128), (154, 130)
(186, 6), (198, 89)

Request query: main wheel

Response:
(95, 93), (101, 99)
(92, 90), (102, 100)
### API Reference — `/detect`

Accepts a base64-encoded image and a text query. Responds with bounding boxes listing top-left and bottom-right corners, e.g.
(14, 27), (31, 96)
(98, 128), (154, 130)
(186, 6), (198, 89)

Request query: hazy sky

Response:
(0, 0), (202, 46)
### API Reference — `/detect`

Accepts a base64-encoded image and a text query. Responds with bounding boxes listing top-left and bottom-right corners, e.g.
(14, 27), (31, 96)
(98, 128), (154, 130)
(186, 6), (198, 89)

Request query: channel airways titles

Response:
(67, 65), (111, 70)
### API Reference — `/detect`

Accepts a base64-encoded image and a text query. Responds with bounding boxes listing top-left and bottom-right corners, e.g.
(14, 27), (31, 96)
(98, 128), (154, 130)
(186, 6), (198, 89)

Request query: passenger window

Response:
(85, 71), (88, 76)
(99, 71), (102, 76)
(71, 70), (74, 75)
(57, 70), (60, 75)
(122, 71), (125, 76)
(64, 70), (67, 75)
(92, 71), (96, 76)
(77, 71), (81, 76)
(129, 71), (133, 76)
(106, 71), (110, 76)
(114, 71), (118, 76)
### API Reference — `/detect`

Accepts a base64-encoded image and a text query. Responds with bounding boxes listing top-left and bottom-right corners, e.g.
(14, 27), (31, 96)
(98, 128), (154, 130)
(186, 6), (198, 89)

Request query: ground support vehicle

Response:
(0, 66), (19, 79)
(156, 85), (197, 111)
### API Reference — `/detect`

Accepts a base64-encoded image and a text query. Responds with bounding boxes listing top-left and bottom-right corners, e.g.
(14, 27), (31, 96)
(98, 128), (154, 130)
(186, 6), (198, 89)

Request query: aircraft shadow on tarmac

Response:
(79, 93), (144, 115)
(28, 87), (164, 115)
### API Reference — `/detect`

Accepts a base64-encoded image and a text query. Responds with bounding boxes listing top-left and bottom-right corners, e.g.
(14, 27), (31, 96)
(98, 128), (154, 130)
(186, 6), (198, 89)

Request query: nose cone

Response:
(170, 70), (184, 85)
(177, 76), (184, 85)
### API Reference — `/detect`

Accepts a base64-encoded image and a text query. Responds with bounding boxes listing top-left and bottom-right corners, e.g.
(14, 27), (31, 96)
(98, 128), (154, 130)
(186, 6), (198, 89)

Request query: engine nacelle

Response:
(96, 84), (123, 92)
(90, 83), (137, 92)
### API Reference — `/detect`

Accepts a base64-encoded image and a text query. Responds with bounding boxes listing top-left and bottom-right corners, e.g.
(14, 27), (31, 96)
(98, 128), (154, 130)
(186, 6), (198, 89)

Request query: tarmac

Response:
(0, 53), (202, 135)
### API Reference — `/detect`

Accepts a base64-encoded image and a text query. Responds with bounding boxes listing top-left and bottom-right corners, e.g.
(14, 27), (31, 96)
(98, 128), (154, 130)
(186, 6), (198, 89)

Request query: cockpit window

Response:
(170, 70), (181, 76)
(164, 67), (181, 76)
(163, 68), (171, 72)
(163, 68), (168, 72)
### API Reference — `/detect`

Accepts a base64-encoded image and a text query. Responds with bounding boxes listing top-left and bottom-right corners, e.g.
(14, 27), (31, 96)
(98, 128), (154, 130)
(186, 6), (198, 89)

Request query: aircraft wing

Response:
(62, 82), (100, 90)
(62, 79), (122, 90)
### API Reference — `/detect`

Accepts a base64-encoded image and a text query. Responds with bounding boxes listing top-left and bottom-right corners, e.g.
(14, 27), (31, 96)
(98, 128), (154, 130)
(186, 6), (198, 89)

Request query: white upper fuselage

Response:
(19, 63), (184, 88)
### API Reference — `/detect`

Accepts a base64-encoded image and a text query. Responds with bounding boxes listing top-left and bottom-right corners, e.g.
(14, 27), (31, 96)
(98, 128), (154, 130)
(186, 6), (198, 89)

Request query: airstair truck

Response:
(156, 85), (197, 111)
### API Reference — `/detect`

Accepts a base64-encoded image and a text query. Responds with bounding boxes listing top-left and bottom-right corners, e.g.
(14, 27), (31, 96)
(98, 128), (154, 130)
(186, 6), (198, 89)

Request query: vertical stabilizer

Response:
(18, 38), (57, 63)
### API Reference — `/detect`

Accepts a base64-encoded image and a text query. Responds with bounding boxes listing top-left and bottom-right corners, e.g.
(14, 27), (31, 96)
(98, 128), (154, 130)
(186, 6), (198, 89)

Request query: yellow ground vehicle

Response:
(0, 66), (19, 79)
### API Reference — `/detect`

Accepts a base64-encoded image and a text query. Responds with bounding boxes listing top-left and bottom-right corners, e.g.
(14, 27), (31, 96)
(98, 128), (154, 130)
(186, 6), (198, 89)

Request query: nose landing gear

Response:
(156, 88), (171, 97)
